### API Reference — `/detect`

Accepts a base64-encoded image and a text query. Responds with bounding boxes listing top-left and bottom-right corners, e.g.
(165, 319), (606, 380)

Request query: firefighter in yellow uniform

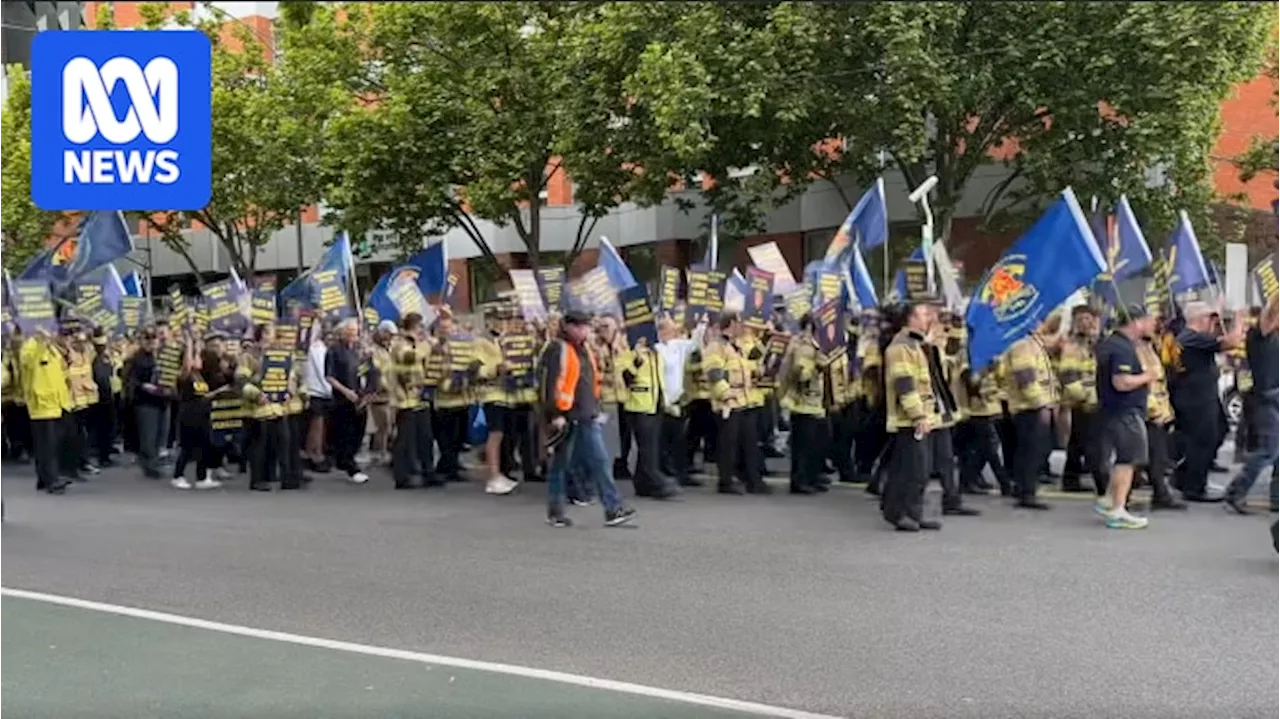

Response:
(683, 321), (716, 473)
(926, 318), (979, 516)
(778, 317), (825, 494)
(620, 334), (677, 499)
(432, 311), (471, 483)
(474, 313), (518, 495)
(285, 324), (310, 488)
(236, 325), (297, 491)
(736, 326), (769, 484)
(703, 313), (767, 494)
(1, 333), (30, 462)
(21, 331), (74, 493)
(881, 301), (942, 531)
(499, 317), (540, 484)
(854, 310), (886, 489)
(66, 332), (99, 475)
(959, 361), (1011, 495)
(1003, 322), (1060, 509)
(824, 321), (857, 487)
(594, 317), (632, 479)
(390, 312), (436, 489)
(1136, 328), (1185, 509)
(1058, 306), (1104, 493)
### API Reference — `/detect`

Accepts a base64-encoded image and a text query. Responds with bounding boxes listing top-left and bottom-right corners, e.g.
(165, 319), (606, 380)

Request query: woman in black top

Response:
(171, 340), (230, 490)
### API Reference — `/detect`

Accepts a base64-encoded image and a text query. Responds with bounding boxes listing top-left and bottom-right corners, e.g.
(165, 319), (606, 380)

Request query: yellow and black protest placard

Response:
(210, 396), (246, 447)
(155, 343), (184, 390)
(620, 285), (658, 347)
(11, 280), (57, 336)
(500, 333), (537, 389)
(260, 348), (293, 403)
(658, 266), (682, 311)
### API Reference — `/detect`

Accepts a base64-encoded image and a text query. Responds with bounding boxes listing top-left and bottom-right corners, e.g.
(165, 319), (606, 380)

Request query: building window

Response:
(621, 244), (659, 287)
(469, 257), (504, 307)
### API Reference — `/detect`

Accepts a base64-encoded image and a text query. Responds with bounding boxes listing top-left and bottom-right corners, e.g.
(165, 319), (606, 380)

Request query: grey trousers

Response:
(136, 404), (169, 475)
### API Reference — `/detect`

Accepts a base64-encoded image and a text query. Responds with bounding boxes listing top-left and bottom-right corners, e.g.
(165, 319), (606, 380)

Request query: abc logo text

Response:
(31, 30), (211, 212)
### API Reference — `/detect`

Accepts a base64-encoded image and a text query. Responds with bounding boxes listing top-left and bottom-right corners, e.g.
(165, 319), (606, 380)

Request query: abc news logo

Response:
(62, 56), (181, 185)
(31, 30), (211, 211)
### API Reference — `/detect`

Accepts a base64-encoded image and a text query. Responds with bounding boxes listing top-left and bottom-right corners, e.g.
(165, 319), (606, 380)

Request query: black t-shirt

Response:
(1246, 327), (1278, 395)
(1095, 332), (1147, 416)
(324, 343), (360, 404)
(1174, 329), (1221, 405)
(129, 350), (167, 408)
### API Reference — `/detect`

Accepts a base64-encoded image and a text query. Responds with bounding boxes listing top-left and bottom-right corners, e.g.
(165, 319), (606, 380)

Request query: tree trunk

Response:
(527, 189), (541, 270)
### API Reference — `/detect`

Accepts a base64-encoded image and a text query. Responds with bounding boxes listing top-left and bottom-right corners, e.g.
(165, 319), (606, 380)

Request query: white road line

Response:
(2, 587), (845, 719)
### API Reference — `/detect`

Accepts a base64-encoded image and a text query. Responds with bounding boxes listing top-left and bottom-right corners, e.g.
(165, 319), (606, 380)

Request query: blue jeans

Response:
(1228, 391), (1278, 506)
(547, 421), (623, 516)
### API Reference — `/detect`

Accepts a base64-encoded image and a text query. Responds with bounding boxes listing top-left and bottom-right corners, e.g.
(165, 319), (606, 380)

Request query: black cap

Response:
(563, 309), (592, 325)
(1120, 304), (1148, 323)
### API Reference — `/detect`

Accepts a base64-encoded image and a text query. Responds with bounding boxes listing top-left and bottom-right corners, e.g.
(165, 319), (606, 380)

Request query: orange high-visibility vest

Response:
(554, 340), (601, 412)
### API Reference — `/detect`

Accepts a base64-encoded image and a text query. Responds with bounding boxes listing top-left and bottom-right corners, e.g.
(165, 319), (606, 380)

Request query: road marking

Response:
(1, 588), (843, 719)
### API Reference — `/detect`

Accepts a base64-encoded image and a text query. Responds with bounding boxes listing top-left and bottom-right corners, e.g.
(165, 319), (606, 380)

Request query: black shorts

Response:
(307, 396), (332, 419)
(483, 403), (508, 434)
(1101, 411), (1148, 467)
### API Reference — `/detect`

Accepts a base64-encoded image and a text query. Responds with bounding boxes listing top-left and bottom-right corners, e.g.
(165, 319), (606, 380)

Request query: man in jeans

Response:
(542, 310), (637, 528)
(1226, 295), (1278, 515)
(130, 329), (169, 479)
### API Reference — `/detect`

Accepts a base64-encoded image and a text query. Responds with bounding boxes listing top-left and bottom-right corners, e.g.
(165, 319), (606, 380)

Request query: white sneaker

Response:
(195, 476), (223, 490)
(485, 476), (518, 495)
(348, 472), (370, 485)
(215, 467), (232, 480)
(170, 477), (193, 490)
(1093, 497), (1113, 516)
(1105, 509), (1150, 530)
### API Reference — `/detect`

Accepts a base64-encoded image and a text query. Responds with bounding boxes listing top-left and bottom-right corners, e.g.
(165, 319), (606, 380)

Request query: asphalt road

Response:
(2, 452), (1276, 719)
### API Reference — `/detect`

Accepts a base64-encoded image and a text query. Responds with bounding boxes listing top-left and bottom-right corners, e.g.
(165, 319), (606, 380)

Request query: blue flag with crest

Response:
(966, 189), (1105, 371)
(18, 211), (134, 286)
(1167, 211), (1210, 295)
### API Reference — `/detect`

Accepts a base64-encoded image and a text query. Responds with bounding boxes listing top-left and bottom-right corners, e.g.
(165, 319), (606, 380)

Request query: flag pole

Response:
(343, 232), (364, 328)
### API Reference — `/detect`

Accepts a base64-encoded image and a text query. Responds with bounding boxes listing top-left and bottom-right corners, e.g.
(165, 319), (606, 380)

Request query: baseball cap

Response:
(1120, 304), (1148, 323)
(563, 309), (592, 325)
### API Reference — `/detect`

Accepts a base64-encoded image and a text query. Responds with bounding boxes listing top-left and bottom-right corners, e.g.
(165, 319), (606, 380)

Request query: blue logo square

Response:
(30, 30), (212, 211)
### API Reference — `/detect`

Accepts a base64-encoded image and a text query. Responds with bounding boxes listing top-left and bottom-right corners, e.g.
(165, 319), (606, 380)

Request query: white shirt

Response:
(306, 341), (332, 399)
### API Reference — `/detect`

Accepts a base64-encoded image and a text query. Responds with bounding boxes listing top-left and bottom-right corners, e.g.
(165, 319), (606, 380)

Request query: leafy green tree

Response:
(628, 1), (1273, 260)
(0, 67), (71, 273)
(305, 2), (673, 269)
(130, 1), (335, 277)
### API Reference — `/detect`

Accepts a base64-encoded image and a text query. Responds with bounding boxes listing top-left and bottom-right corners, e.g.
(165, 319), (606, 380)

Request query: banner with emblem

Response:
(966, 188), (1104, 371)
